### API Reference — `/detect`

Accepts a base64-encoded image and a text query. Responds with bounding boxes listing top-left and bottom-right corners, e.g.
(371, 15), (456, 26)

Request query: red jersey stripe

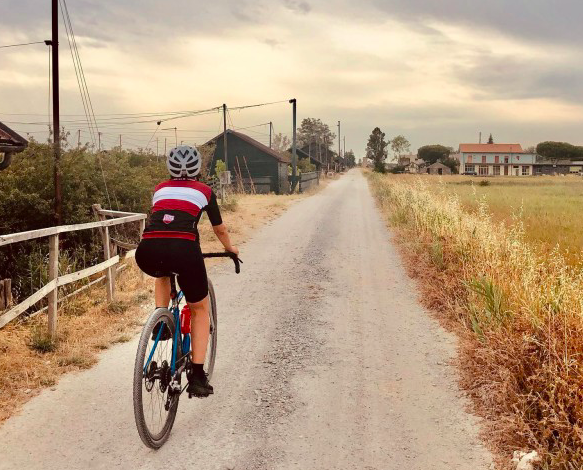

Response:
(152, 199), (201, 216)
(142, 231), (197, 241)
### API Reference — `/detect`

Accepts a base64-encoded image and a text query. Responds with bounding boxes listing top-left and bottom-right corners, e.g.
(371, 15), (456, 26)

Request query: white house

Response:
(458, 143), (535, 176)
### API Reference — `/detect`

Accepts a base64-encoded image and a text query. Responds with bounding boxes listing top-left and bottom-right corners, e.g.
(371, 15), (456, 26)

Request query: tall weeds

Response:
(368, 173), (583, 469)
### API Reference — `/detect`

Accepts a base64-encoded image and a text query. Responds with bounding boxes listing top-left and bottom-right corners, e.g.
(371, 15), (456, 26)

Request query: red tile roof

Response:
(459, 143), (524, 153)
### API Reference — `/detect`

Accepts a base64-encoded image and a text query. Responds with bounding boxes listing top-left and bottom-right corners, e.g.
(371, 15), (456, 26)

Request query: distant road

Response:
(0, 170), (492, 470)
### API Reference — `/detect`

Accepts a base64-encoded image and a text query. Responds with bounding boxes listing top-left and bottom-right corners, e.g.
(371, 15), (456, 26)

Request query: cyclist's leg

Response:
(188, 296), (210, 363)
(155, 277), (171, 307)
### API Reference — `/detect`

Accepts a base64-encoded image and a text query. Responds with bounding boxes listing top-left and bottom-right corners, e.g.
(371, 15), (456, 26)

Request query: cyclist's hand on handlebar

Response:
(226, 246), (239, 256)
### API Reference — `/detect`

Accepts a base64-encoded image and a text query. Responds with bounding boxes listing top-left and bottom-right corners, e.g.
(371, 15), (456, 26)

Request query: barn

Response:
(207, 130), (290, 194)
(0, 121), (28, 170)
(426, 161), (452, 175)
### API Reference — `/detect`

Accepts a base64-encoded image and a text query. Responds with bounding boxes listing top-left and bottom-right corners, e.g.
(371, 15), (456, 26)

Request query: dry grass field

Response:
(0, 185), (329, 422)
(415, 174), (583, 265)
(367, 172), (583, 469)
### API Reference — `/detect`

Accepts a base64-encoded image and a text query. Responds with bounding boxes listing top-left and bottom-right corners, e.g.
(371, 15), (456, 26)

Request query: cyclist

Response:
(135, 145), (238, 397)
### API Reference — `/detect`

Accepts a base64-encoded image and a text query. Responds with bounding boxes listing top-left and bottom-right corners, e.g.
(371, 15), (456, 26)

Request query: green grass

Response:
(418, 175), (583, 264)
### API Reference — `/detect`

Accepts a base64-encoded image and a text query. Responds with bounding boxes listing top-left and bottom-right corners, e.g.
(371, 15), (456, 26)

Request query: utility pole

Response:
(338, 120), (341, 172)
(222, 104), (228, 170)
(98, 132), (102, 152)
(77, 129), (81, 148)
(156, 137), (159, 160)
(119, 134), (122, 149)
(290, 99), (297, 192)
(174, 127), (177, 147)
(164, 137), (167, 156)
(269, 121), (273, 149)
(51, 0), (62, 224)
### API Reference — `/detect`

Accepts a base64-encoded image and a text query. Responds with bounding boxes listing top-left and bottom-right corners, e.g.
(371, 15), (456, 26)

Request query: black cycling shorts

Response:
(135, 238), (208, 303)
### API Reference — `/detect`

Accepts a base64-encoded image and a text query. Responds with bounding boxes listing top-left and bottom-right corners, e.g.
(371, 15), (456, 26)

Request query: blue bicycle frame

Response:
(143, 286), (188, 377)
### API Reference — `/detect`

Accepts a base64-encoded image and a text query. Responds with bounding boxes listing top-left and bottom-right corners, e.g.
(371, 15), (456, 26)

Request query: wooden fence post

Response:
(103, 225), (114, 302)
(139, 219), (146, 281)
(0, 280), (6, 310)
(5, 279), (11, 307)
(93, 203), (115, 302)
(48, 234), (59, 339)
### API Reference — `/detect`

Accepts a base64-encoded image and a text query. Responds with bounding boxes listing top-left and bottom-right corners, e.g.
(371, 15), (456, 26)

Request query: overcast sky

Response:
(1, 0), (583, 156)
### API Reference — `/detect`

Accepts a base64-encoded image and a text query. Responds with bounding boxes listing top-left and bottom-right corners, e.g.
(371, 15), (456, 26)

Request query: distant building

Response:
(458, 143), (535, 176)
(0, 121), (28, 171)
(533, 157), (583, 175)
(426, 161), (452, 175)
(398, 154), (417, 166)
(406, 158), (427, 174)
(207, 130), (290, 194)
(288, 145), (324, 171)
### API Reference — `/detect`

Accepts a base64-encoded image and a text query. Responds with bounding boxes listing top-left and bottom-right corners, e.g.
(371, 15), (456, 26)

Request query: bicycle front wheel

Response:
(133, 308), (181, 449)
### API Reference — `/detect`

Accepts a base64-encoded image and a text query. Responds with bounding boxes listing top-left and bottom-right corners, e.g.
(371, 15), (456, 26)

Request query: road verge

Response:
(366, 171), (583, 470)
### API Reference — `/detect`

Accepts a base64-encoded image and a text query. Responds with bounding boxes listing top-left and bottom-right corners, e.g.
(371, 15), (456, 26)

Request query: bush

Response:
(0, 139), (171, 304)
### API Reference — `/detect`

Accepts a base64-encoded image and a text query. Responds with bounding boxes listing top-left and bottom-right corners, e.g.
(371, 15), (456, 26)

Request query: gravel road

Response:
(0, 170), (492, 470)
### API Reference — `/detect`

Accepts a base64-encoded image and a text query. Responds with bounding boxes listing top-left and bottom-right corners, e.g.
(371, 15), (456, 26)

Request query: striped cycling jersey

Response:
(142, 179), (222, 242)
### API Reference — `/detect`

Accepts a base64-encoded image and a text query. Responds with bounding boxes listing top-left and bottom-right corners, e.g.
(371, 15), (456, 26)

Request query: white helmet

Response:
(166, 145), (201, 178)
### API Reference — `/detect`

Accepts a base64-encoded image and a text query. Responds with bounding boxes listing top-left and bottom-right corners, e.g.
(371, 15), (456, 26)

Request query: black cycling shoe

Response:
(186, 367), (214, 398)
(151, 322), (172, 341)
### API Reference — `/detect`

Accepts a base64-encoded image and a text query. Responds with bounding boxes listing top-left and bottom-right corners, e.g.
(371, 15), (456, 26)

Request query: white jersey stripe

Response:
(153, 186), (209, 209)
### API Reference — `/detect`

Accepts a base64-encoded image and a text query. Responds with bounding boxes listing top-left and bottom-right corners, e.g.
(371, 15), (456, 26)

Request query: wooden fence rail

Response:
(0, 206), (146, 337)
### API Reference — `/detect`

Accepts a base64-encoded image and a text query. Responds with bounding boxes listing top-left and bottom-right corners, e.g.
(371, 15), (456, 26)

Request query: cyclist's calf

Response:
(188, 296), (210, 364)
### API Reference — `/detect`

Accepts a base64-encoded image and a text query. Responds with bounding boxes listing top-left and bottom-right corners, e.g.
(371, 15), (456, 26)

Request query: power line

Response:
(0, 41), (47, 49)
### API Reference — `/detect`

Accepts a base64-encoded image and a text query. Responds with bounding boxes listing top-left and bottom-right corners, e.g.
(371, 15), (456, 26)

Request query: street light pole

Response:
(290, 99), (297, 192)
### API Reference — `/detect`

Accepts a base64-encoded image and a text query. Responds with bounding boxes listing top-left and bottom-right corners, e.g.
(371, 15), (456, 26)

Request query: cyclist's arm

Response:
(212, 224), (238, 255)
(207, 192), (238, 255)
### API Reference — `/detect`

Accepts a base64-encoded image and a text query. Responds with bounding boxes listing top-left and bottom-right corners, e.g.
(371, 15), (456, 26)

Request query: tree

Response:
(344, 150), (356, 168)
(440, 157), (459, 174)
(390, 135), (410, 161)
(297, 118), (336, 149)
(536, 141), (583, 161)
(487, 133), (494, 144)
(366, 127), (389, 173)
(271, 133), (290, 154)
(418, 145), (451, 165)
(524, 145), (536, 154)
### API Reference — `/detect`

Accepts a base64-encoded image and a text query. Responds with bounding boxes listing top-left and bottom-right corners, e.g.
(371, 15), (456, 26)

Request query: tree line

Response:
(272, 117), (356, 169)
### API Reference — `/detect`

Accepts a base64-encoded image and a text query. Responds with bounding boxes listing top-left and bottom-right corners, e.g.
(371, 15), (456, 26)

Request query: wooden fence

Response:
(299, 171), (319, 193)
(0, 206), (146, 337)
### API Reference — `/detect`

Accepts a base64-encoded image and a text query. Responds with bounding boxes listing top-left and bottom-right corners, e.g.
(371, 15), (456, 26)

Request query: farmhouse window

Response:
(495, 155), (499, 163)
(481, 156), (486, 163)
(504, 156), (509, 163)
(479, 165), (488, 175)
(465, 164), (475, 173)
(467, 155), (473, 163)
(522, 166), (529, 176)
(493, 165), (500, 175)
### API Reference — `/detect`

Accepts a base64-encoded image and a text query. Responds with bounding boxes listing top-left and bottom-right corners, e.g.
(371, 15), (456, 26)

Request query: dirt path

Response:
(0, 170), (492, 470)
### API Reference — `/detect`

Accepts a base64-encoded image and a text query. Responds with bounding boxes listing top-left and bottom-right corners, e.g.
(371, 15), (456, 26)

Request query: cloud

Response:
(458, 52), (583, 102)
(369, 0), (583, 46)
(283, 0), (311, 14)
(262, 38), (284, 48)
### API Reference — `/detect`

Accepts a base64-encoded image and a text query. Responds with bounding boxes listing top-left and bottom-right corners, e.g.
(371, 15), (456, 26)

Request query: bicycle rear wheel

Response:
(204, 280), (218, 379)
(133, 308), (182, 449)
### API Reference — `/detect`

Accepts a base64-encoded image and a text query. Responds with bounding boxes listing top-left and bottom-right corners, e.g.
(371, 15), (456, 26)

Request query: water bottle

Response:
(180, 304), (191, 334)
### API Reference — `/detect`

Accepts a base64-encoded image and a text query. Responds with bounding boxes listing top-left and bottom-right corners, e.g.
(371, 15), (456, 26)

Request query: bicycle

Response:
(133, 252), (242, 449)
